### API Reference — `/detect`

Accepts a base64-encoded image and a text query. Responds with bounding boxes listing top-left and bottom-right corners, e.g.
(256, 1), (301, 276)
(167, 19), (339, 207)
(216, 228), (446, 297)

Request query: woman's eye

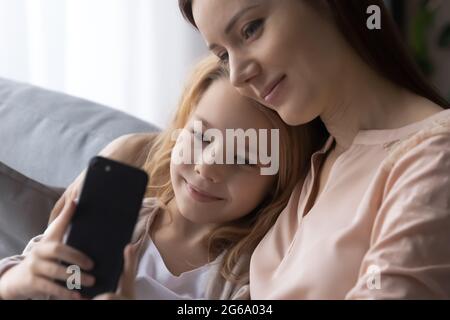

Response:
(218, 52), (229, 63)
(242, 19), (264, 40)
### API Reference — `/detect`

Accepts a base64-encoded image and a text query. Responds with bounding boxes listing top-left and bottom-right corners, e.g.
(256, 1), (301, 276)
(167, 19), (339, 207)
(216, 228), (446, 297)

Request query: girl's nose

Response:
(194, 162), (221, 183)
(193, 142), (227, 183)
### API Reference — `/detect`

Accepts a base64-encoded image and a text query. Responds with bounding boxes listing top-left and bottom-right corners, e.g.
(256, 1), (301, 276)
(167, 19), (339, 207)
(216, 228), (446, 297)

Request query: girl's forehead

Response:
(193, 80), (274, 131)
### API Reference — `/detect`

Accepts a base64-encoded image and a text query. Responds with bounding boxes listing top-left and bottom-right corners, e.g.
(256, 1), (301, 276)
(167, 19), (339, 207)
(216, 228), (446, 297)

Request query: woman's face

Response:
(192, 0), (345, 126)
(170, 79), (277, 225)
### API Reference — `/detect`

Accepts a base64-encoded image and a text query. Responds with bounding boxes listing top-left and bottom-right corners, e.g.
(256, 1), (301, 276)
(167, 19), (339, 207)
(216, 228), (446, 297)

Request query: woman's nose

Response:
(229, 55), (260, 88)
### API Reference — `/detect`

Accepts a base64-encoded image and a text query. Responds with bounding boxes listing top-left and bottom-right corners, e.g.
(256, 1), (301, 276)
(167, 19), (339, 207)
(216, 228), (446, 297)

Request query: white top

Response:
(134, 240), (215, 300)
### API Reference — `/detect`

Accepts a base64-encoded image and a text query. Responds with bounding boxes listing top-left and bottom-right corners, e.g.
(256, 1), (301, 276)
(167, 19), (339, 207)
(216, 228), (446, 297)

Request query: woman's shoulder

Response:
(383, 114), (450, 170)
(379, 115), (450, 211)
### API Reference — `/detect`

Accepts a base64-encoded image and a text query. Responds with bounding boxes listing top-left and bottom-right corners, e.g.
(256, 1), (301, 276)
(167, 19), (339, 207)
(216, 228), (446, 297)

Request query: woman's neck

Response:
(320, 50), (443, 154)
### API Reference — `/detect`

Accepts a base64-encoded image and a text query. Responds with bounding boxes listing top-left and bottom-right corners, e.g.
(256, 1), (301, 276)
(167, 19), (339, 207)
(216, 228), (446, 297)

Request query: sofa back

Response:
(0, 77), (158, 188)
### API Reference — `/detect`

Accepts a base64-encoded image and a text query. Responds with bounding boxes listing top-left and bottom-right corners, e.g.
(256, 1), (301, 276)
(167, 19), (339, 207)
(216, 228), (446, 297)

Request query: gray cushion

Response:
(0, 77), (159, 188)
(0, 161), (62, 259)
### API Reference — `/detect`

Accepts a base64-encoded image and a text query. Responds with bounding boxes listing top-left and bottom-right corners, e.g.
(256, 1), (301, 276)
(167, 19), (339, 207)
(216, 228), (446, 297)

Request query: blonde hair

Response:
(142, 55), (317, 281)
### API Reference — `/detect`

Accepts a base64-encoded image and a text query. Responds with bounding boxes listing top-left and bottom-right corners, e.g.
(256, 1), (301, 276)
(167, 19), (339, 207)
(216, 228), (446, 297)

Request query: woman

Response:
(177, 0), (450, 299)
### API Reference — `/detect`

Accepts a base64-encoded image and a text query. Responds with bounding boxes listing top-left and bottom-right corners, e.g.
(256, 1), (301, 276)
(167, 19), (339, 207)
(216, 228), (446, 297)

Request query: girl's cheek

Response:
(171, 138), (195, 165)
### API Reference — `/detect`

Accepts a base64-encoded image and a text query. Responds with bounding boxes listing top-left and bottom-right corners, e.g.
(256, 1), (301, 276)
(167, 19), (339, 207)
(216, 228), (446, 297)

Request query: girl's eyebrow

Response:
(192, 115), (212, 128)
(208, 4), (261, 50)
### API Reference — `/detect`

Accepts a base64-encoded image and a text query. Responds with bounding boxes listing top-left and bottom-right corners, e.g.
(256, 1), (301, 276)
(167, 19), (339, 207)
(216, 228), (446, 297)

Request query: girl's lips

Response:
(184, 180), (223, 203)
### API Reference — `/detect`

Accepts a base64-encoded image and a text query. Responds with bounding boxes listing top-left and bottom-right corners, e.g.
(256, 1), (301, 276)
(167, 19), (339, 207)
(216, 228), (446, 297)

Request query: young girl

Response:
(0, 55), (315, 300)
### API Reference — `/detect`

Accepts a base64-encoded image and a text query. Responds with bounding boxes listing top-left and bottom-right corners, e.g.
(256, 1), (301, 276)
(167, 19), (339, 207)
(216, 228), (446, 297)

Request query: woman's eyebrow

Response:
(208, 4), (261, 51)
(225, 4), (260, 35)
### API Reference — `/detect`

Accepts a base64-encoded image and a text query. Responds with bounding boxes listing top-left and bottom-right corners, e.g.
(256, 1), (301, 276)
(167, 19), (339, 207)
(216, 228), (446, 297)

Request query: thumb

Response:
(117, 243), (139, 299)
(44, 197), (78, 242)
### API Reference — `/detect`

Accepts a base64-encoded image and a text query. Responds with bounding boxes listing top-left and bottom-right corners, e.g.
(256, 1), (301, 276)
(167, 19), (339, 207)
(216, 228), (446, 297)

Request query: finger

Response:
(31, 260), (95, 287)
(68, 178), (82, 200)
(34, 242), (94, 271)
(93, 293), (123, 300)
(31, 277), (82, 300)
(48, 195), (66, 225)
(48, 173), (84, 224)
(117, 244), (139, 299)
(45, 198), (77, 242)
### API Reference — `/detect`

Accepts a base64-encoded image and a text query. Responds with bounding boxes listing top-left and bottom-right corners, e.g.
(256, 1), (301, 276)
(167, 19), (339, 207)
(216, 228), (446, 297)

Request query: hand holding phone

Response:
(63, 156), (148, 298)
(0, 199), (94, 300)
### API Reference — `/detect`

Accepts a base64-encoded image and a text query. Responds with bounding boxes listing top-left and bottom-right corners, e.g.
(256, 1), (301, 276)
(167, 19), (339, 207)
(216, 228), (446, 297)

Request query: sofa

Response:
(0, 77), (159, 259)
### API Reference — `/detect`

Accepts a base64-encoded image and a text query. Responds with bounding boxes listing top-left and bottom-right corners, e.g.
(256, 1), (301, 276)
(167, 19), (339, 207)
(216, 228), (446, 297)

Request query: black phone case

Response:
(63, 156), (148, 298)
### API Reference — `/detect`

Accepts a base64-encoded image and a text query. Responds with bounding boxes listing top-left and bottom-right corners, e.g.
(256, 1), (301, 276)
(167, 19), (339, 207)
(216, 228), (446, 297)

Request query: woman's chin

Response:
(276, 104), (303, 126)
(276, 101), (316, 126)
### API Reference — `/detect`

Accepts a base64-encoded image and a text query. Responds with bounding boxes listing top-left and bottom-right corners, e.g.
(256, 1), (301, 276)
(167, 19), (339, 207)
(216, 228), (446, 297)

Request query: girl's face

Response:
(170, 79), (276, 225)
(192, 0), (345, 126)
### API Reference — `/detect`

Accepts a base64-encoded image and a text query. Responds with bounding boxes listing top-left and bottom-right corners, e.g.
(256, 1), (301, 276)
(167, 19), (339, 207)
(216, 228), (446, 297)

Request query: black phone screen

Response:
(63, 156), (148, 298)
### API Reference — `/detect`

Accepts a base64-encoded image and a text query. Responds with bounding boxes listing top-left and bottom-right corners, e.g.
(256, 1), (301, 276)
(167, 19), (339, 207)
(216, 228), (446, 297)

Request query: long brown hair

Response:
(142, 55), (318, 281)
(178, 0), (448, 108)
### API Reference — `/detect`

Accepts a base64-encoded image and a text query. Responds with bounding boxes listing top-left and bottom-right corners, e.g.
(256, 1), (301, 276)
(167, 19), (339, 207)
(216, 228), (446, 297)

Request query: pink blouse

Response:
(250, 109), (450, 299)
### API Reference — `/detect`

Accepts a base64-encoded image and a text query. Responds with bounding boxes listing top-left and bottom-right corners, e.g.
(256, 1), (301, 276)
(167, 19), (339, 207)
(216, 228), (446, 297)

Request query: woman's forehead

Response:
(192, 0), (264, 36)
(193, 0), (262, 16)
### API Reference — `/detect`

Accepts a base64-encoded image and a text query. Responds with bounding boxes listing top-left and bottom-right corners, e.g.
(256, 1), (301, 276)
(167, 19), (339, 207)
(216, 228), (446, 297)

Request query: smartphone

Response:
(62, 156), (148, 298)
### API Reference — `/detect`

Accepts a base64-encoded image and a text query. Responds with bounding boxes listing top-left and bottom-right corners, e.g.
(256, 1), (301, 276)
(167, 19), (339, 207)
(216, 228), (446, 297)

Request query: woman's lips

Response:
(184, 180), (223, 203)
(262, 75), (287, 105)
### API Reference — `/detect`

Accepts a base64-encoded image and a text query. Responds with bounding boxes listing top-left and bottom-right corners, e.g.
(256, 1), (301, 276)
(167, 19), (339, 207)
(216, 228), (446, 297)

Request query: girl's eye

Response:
(193, 131), (204, 141)
(193, 131), (212, 143)
(235, 155), (257, 167)
(242, 19), (264, 40)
